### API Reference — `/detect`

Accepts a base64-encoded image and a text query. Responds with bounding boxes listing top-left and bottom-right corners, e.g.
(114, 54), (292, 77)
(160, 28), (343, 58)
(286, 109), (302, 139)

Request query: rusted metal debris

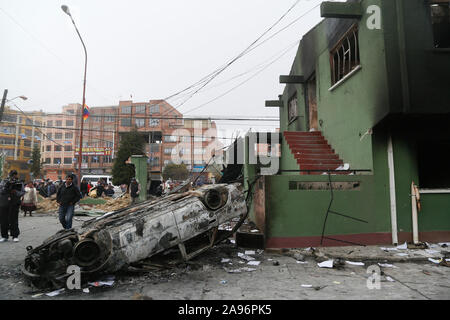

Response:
(23, 183), (247, 288)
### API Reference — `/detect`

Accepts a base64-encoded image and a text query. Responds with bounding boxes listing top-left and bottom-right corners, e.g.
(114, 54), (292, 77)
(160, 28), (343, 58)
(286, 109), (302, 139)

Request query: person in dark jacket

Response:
(80, 180), (88, 198)
(0, 170), (25, 242)
(129, 178), (140, 205)
(56, 174), (81, 230)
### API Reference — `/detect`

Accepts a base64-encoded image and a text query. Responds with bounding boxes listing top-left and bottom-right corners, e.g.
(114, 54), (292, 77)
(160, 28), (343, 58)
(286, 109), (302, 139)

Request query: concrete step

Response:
(297, 159), (343, 165)
(284, 131), (322, 136)
(293, 153), (340, 160)
(288, 143), (331, 149)
(291, 148), (335, 154)
(285, 139), (328, 144)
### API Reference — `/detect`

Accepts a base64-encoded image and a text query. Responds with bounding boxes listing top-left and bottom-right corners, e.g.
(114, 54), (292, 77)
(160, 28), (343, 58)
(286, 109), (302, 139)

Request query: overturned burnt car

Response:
(23, 183), (247, 288)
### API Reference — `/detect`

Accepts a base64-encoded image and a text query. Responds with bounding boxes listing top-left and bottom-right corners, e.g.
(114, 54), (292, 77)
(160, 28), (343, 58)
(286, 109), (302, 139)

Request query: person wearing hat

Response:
(0, 170), (25, 242)
(129, 178), (140, 205)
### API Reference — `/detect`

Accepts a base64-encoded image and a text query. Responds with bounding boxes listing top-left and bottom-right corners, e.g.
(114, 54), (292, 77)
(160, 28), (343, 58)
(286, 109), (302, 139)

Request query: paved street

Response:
(0, 213), (449, 300)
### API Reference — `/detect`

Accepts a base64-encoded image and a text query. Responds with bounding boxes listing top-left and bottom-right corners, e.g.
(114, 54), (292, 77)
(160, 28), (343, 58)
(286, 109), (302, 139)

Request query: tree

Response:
(112, 127), (146, 186)
(30, 145), (42, 178)
(162, 163), (189, 181)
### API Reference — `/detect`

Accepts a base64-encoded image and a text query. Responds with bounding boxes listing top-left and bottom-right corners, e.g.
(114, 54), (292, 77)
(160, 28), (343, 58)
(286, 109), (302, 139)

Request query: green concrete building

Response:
(244, 0), (450, 248)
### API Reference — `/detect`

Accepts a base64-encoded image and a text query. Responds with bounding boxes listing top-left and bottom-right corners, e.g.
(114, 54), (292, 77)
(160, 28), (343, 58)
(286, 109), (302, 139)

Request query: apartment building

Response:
(41, 100), (221, 181)
(0, 107), (44, 181)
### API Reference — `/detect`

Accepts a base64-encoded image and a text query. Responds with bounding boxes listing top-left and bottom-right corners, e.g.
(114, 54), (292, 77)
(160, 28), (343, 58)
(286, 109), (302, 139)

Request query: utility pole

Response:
(0, 89), (8, 122)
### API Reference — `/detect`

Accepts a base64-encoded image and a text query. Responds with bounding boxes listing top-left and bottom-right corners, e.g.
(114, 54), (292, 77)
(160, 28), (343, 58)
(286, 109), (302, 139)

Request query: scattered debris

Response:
(272, 261), (280, 266)
(396, 242), (408, 250)
(301, 284), (313, 288)
(88, 280), (115, 287)
(82, 288), (90, 293)
(45, 288), (65, 297)
(23, 184), (248, 289)
(384, 276), (395, 282)
(238, 252), (255, 261)
(422, 270), (431, 276)
(247, 261), (261, 266)
(428, 258), (440, 264)
(293, 253), (305, 262)
(333, 281), (341, 285)
(345, 261), (365, 266)
(395, 253), (409, 257)
(220, 280), (227, 284)
(245, 250), (256, 255)
(317, 260), (334, 268)
(296, 261), (308, 264)
(380, 247), (398, 252)
(378, 263), (398, 268)
(221, 258), (231, 263)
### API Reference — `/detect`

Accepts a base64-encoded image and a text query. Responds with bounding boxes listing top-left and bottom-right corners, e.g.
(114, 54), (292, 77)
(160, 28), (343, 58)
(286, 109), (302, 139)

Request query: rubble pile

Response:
(95, 194), (131, 212)
(36, 197), (59, 213)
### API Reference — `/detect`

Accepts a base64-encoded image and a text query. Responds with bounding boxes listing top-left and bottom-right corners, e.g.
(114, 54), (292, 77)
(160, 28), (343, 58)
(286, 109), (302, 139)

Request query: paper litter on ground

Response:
(88, 280), (114, 287)
(247, 261), (261, 266)
(244, 250), (256, 255)
(221, 258), (231, 263)
(301, 284), (313, 288)
(378, 263), (398, 268)
(238, 252), (255, 261)
(380, 247), (399, 251)
(428, 258), (440, 264)
(317, 260), (334, 268)
(242, 267), (256, 272)
(46, 288), (65, 297)
(296, 261), (308, 264)
(385, 276), (395, 282)
(395, 253), (409, 257)
(396, 242), (408, 250)
(83, 288), (90, 293)
(345, 261), (365, 266)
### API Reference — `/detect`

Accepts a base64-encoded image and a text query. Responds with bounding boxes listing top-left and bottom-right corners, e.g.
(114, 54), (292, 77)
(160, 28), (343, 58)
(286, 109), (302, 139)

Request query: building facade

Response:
(41, 100), (221, 181)
(243, 0), (450, 248)
(0, 107), (44, 181)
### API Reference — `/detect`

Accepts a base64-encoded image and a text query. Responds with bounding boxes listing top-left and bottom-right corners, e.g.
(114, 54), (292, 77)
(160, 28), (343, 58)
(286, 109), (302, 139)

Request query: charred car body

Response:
(23, 183), (247, 288)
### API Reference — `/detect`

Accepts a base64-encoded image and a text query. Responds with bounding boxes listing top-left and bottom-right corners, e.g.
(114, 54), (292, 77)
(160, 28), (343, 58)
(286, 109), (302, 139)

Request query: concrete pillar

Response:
(130, 155), (148, 203)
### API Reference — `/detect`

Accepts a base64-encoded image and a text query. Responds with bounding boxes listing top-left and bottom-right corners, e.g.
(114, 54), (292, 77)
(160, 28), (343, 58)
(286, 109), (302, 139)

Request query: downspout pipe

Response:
(387, 135), (399, 244)
(411, 182), (419, 244)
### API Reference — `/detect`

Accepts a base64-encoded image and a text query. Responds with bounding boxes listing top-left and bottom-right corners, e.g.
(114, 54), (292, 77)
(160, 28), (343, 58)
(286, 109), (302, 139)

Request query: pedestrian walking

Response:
(21, 182), (38, 217)
(0, 170), (25, 242)
(80, 180), (88, 198)
(129, 178), (141, 205)
(56, 174), (81, 230)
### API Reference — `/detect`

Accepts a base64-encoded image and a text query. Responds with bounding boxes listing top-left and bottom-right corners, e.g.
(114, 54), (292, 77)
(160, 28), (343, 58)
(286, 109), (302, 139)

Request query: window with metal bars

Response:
(430, 1), (450, 48)
(330, 25), (360, 85)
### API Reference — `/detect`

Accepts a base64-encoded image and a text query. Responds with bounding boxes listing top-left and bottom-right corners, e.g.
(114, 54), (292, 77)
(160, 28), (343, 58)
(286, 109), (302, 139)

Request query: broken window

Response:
(330, 25), (360, 85)
(430, 1), (450, 48)
(418, 140), (450, 188)
(288, 94), (298, 124)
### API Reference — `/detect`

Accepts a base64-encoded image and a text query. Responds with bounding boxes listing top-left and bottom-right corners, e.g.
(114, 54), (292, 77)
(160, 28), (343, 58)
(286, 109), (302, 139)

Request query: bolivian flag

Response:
(83, 104), (90, 121)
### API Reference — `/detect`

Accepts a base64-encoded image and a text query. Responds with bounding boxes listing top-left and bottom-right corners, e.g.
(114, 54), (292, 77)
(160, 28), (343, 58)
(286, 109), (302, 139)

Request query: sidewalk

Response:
(283, 242), (450, 264)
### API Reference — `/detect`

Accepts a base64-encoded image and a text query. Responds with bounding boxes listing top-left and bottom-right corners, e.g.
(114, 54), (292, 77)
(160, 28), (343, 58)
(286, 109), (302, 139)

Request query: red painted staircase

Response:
(284, 131), (345, 175)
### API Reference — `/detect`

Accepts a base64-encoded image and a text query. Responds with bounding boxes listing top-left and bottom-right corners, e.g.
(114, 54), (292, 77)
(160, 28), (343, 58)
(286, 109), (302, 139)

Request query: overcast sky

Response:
(1, 0), (328, 141)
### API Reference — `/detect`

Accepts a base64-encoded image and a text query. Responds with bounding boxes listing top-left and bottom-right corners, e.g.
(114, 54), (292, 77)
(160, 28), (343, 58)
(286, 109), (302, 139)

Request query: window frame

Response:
(330, 24), (360, 86)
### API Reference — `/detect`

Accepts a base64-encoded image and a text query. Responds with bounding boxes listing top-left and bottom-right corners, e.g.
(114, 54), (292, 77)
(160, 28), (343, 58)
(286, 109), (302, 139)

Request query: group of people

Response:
(0, 171), (142, 242)
(80, 179), (115, 198)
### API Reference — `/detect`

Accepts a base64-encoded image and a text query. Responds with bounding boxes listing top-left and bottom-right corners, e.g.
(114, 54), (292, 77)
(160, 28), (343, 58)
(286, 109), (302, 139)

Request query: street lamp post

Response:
(61, 5), (87, 187)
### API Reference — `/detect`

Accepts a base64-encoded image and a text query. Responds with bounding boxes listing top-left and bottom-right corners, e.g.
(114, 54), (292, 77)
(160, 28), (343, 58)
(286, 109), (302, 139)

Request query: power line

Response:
(0, 121), (243, 141)
(8, 111), (279, 121)
(159, 0), (303, 116)
(183, 39), (301, 115)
